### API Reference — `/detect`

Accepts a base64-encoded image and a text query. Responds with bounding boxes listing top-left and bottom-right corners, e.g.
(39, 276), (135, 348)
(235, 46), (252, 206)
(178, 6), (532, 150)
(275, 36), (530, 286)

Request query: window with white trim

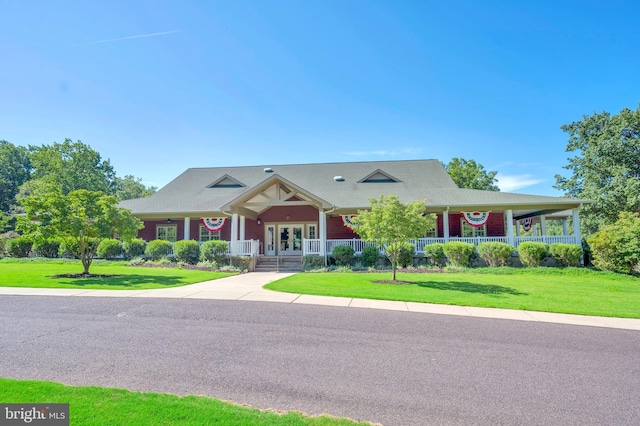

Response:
(461, 220), (486, 237)
(199, 225), (221, 242)
(425, 224), (437, 238)
(156, 225), (177, 242)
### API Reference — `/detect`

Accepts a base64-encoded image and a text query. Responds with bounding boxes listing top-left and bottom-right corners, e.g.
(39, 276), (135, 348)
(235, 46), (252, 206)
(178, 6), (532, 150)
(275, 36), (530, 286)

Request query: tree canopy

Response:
(115, 175), (158, 201)
(555, 105), (640, 235)
(444, 158), (499, 191)
(18, 189), (143, 275)
(352, 195), (435, 281)
(0, 140), (31, 213)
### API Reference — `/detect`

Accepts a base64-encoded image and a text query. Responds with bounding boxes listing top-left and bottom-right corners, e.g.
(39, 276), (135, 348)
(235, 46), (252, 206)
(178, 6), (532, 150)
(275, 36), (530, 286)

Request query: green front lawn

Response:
(0, 378), (368, 425)
(265, 268), (640, 318)
(0, 258), (234, 290)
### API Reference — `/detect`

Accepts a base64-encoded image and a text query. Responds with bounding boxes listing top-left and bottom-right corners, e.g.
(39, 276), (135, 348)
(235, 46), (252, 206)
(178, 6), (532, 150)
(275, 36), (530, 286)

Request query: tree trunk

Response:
(81, 253), (92, 275)
(392, 259), (397, 281)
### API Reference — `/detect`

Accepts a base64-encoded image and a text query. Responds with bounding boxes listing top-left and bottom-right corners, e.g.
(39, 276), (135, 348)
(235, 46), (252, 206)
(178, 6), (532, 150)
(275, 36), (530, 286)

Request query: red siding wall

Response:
(327, 216), (359, 239)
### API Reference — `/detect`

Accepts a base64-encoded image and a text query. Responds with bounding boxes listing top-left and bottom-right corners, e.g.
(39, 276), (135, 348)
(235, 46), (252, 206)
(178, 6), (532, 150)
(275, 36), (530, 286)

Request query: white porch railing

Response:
(229, 239), (260, 256)
(303, 236), (579, 256)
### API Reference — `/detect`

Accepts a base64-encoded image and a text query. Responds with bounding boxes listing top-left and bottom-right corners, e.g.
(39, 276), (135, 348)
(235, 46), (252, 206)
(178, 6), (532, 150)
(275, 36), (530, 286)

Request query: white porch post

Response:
(515, 220), (520, 237)
(572, 208), (581, 245)
(506, 209), (515, 246)
(443, 210), (450, 242)
(239, 215), (245, 240)
(319, 209), (326, 256)
(183, 217), (191, 240)
(540, 216), (547, 237)
(562, 218), (568, 236)
(231, 213), (239, 255)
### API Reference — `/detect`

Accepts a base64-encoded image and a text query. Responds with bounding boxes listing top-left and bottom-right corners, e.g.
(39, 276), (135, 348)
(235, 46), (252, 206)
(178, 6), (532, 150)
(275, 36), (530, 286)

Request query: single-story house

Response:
(119, 159), (589, 257)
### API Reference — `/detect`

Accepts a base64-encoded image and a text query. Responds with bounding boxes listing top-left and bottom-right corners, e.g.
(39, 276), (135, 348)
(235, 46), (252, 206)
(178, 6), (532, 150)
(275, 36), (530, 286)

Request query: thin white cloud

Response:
(77, 30), (181, 46)
(496, 173), (545, 192)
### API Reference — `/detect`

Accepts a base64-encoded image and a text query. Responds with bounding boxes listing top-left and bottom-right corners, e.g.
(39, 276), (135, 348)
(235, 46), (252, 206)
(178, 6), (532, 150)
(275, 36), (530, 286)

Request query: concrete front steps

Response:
(254, 256), (303, 272)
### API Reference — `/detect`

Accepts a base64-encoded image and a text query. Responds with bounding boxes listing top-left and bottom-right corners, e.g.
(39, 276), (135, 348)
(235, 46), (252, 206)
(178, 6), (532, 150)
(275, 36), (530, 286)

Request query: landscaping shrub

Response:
(0, 231), (19, 257)
(5, 236), (33, 258)
(123, 238), (146, 259)
(173, 240), (200, 264)
(442, 241), (475, 267)
(199, 240), (229, 264)
(144, 239), (173, 261)
(518, 242), (548, 267)
(549, 243), (582, 267)
(587, 212), (640, 274)
(424, 243), (446, 266)
(477, 242), (514, 267)
(32, 239), (60, 258)
(230, 256), (251, 271)
(303, 255), (325, 270)
(361, 245), (380, 267)
(396, 242), (415, 268)
(97, 238), (123, 259)
(331, 245), (355, 266)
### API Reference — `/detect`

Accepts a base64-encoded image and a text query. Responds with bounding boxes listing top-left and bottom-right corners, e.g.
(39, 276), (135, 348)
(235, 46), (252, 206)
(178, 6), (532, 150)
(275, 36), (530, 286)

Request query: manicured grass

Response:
(265, 268), (640, 318)
(0, 378), (368, 425)
(0, 258), (235, 290)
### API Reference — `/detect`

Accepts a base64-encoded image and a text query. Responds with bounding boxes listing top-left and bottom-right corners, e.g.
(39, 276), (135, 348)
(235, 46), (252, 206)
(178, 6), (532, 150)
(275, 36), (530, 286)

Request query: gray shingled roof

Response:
(119, 159), (589, 218)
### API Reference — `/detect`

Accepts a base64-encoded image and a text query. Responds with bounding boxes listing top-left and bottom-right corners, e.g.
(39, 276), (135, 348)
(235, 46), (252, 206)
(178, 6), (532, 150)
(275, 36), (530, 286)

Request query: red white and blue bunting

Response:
(201, 217), (226, 232)
(342, 215), (358, 230)
(521, 218), (533, 232)
(461, 211), (490, 228)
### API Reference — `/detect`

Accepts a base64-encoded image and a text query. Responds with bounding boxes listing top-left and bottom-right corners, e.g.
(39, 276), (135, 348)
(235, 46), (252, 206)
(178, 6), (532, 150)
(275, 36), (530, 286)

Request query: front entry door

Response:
(277, 224), (303, 255)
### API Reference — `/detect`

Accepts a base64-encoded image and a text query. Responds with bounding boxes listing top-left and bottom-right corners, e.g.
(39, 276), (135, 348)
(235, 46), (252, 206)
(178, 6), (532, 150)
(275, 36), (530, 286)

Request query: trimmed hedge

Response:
(332, 245), (355, 266)
(303, 255), (325, 270)
(97, 239), (123, 259)
(518, 242), (548, 267)
(32, 239), (60, 258)
(123, 238), (146, 259)
(395, 242), (415, 268)
(144, 240), (173, 261)
(173, 240), (200, 264)
(58, 238), (99, 259)
(424, 243), (446, 266)
(199, 240), (229, 264)
(477, 242), (514, 267)
(442, 241), (475, 267)
(361, 245), (380, 267)
(549, 243), (581, 267)
(5, 237), (33, 258)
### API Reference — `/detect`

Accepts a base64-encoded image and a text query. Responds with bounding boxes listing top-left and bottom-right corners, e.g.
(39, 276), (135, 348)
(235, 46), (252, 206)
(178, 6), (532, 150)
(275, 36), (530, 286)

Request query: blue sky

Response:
(1, 1), (639, 195)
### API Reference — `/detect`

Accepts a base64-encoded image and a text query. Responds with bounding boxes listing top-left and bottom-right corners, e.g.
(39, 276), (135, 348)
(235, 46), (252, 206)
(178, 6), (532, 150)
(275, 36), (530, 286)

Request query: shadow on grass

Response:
(416, 280), (528, 295)
(52, 274), (189, 288)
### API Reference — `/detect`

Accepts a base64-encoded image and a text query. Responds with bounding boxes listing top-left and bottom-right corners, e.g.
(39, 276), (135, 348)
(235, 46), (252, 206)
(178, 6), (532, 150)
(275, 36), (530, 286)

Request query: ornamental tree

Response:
(352, 195), (435, 281)
(18, 189), (143, 275)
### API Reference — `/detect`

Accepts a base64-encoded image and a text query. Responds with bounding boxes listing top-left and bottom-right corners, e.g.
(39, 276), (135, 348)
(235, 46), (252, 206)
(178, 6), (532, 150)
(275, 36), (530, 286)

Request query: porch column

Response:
(183, 217), (191, 240)
(239, 215), (245, 240)
(318, 209), (326, 256)
(506, 209), (515, 246)
(231, 213), (239, 255)
(562, 218), (568, 236)
(443, 210), (450, 242)
(572, 208), (581, 245)
(515, 220), (520, 237)
(540, 216), (547, 237)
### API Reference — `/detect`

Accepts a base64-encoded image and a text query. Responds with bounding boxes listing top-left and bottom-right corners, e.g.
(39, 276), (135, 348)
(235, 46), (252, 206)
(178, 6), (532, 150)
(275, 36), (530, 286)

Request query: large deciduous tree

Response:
(19, 189), (143, 275)
(352, 195), (435, 281)
(444, 158), (500, 191)
(27, 138), (117, 196)
(115, 175), (157, 200)
(555, 105), (640, 235)
(0, 140), (31, 213)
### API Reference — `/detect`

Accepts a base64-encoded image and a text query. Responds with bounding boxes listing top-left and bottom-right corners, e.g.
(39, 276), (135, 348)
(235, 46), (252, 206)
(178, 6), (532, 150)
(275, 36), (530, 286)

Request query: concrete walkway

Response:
(1, 272), (639, 331)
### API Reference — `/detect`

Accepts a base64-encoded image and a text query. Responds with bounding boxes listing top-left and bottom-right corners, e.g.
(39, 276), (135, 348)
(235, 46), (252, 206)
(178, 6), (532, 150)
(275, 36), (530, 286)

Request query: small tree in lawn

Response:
(352, 195), (435, 281)
(19, 189), (143, 275)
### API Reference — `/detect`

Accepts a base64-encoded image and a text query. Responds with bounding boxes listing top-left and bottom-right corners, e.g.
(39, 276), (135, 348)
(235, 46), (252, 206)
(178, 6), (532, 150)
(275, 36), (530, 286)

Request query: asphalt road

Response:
(0, 296), (638, 425)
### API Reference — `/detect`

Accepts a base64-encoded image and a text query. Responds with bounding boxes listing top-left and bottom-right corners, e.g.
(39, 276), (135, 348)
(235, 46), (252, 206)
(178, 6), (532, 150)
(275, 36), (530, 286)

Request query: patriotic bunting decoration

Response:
(342, 215), (358, 229)
(201, 217), (226, 232)
(461, 211), (490, 228)
(521, 218), (533, 232)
